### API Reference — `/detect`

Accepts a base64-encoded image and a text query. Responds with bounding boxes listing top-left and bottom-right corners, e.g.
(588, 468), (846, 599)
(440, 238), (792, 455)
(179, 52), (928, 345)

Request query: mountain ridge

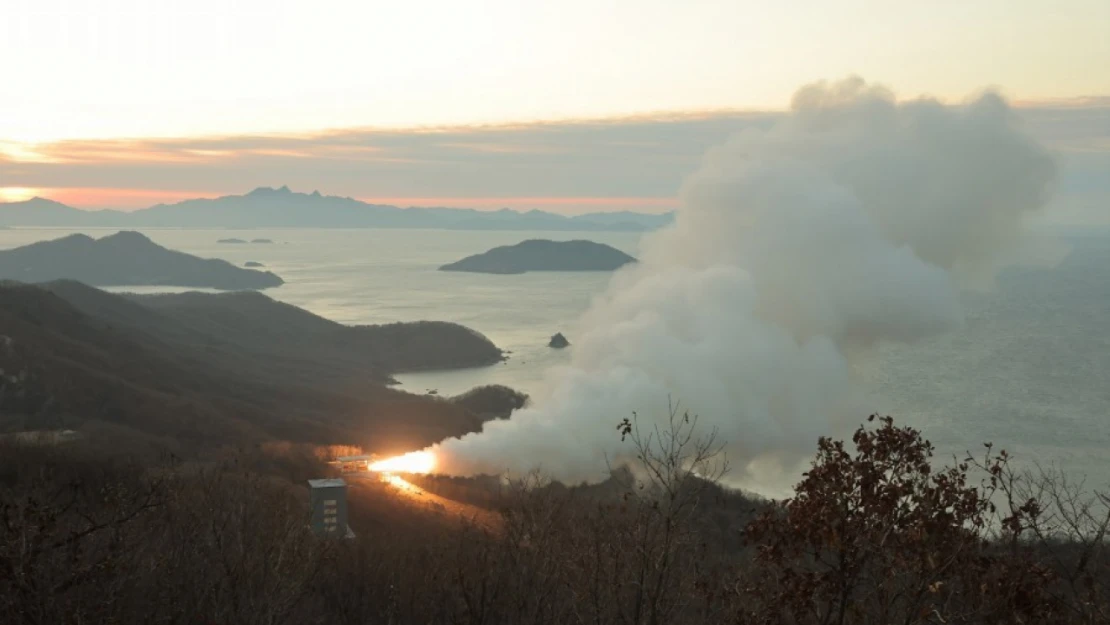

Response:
(0, 280), (519, 452)
(0, 187), (675, 231)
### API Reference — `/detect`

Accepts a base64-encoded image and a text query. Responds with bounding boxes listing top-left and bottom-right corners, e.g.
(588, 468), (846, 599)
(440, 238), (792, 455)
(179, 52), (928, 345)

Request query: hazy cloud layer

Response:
(2, 100), (1106, 219)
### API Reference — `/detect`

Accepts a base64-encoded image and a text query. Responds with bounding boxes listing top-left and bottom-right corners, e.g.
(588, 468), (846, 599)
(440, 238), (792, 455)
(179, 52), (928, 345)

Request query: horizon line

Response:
(0, 187), (680, 215)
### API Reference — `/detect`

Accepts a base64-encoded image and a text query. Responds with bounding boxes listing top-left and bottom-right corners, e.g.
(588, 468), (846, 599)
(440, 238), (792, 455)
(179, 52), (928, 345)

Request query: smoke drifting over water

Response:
(431, 77), (1057, 489)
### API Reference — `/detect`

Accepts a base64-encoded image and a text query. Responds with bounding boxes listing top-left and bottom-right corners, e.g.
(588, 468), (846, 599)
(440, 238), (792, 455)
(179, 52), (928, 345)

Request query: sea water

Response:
(1, 226), (1107, 488)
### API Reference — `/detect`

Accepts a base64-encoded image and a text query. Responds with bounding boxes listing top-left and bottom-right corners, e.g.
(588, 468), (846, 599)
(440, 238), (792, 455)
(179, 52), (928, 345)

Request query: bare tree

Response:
(0, 445), (165, 624)
(578, 401), (730, 625)
(977, 461), (1110, 624)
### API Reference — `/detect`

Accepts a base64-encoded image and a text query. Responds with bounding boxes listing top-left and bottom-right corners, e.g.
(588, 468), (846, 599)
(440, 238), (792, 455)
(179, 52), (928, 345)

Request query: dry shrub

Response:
(2, 411), (1107, 625)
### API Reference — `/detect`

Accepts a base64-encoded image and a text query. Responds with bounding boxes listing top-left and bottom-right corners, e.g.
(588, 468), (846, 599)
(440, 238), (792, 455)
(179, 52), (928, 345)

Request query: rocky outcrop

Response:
(449, 385), (529, 420)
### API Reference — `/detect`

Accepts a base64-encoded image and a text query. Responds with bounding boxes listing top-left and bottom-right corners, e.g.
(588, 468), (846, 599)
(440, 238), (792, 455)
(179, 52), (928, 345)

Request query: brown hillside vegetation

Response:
(43, 280), (505, 384)
(0, 281), (516, 454)
(1, 284), (1107, 624)
(2, 409), (1108, 625)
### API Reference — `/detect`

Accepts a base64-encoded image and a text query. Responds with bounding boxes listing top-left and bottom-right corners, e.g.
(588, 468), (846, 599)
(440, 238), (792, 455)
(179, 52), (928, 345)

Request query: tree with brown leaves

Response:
(740, 415), (1060, 625)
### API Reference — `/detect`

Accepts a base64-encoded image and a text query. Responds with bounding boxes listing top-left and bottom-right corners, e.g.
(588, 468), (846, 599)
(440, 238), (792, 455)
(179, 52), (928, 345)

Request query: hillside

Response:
(0, 197), (122, 226)
(0, 187), (675, 231)
(0, 231), (283, 290)
(440, 239), (638, 274)
(37, 281), (504, 383)
(0, 281), (516, 453)
(121, 288), (505, 376)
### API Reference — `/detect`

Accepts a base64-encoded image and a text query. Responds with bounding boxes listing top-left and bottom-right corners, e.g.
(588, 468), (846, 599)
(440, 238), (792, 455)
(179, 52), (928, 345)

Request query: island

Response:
(217, 238), (247, 244)
(549, 332), (569, 348)
(439, 239), (637, 274)
(244, 261), (265, 267)
(251, 238), (273, 244)
(0, 231), (284, 290)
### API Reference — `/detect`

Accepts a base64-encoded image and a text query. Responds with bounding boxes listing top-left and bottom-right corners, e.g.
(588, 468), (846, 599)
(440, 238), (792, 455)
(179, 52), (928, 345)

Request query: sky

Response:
(1, 0), (1108, 216)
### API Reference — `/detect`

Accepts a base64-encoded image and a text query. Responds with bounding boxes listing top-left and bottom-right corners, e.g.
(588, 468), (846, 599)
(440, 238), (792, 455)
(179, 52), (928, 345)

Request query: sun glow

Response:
(0, 187), (39, 202)
(369, 450), (435, 474)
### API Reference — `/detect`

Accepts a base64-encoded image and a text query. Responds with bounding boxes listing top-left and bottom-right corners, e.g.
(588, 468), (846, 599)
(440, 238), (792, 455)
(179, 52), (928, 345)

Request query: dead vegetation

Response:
(1, 412), (1108, 624)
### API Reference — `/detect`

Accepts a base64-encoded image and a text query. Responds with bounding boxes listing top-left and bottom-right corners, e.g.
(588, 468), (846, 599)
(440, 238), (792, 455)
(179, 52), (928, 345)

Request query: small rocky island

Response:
(244, 261), (265, 267)
(439, 239), (637, 274)
(549, 332), (569, 348)
(220, 238), (273, 244)
(0, 231), (284, 290)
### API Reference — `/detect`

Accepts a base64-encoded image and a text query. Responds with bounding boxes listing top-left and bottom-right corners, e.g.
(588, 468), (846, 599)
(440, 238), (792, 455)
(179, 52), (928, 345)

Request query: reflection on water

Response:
(2, 227), (1109, 488)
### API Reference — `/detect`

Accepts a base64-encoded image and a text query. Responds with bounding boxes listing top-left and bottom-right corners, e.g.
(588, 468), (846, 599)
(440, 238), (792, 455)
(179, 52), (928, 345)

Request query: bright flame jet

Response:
(369, 451), (435, 474)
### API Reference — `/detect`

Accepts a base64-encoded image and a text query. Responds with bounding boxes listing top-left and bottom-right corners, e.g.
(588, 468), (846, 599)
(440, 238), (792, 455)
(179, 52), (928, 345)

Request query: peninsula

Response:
(0, 231), (284, 290)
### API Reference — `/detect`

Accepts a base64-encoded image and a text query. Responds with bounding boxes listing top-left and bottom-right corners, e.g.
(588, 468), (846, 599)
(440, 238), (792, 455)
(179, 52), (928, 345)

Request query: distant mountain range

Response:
(0, 186), (675, 231)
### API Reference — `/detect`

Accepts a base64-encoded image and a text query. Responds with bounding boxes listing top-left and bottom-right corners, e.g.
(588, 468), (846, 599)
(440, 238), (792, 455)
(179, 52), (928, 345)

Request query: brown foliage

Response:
(1, 412), (1107, 625)
(737, 415), (1099, 625)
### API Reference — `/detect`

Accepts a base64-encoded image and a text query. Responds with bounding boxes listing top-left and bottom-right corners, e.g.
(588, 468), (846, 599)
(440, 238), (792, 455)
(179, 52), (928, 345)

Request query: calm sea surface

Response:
(2, 227), (1107, 488)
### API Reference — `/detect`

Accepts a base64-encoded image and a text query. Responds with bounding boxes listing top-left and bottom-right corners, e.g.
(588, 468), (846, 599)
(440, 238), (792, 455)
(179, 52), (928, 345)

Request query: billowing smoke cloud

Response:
(429, 77), (1057, 490)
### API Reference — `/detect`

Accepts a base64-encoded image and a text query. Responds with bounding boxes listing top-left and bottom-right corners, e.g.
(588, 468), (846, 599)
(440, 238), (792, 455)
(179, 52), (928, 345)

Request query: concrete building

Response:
(308, 478), (354, 538)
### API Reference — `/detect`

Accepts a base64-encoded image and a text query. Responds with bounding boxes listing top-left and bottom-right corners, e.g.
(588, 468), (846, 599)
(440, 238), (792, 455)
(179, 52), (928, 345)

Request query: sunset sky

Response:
(2, 0), (1108, 216)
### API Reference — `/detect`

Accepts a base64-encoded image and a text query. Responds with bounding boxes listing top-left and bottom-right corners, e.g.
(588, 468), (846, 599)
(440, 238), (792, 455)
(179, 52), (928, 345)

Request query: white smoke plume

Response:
(429, 77), (1057, 490)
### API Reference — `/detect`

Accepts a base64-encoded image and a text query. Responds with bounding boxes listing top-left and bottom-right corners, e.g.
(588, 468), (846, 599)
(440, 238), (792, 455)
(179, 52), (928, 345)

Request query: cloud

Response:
(427, 77), (1059, 492)
(0, 101), (1105, 218)
(0, 112), (772, 210)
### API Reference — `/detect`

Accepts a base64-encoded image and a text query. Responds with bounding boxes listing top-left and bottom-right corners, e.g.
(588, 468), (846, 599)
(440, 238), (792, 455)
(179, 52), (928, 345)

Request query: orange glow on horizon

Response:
(8, 187), (675, 214)
(369, 450), (435, 474)
(0, 187), (40, 202)
(17, 187), (224, 210)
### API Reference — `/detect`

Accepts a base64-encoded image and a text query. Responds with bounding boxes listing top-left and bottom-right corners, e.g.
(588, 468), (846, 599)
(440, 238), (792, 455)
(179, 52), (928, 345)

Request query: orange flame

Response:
(369, 450), (435, 474)
(383, 474), (418, 491)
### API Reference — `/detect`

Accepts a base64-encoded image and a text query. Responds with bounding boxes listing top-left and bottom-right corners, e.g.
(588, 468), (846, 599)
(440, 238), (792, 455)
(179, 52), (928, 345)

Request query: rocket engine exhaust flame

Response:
(369, 451), (436, 474)
(383, 474), (419, 492)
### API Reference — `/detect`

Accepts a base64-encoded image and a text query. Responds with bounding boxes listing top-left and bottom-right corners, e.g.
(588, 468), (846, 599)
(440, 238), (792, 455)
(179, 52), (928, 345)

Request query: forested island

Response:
(440, 239), (637, 274)
(0, 231), (283, 290)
